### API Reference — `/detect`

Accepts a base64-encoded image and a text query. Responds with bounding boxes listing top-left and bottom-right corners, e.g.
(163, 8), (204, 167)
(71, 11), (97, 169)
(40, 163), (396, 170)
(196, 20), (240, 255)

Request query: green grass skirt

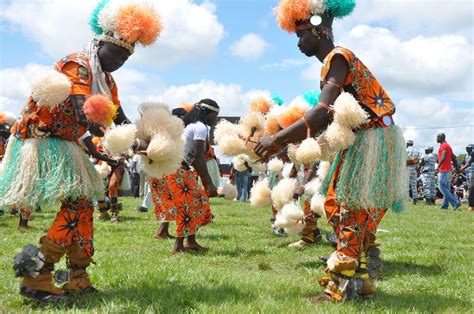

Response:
(0, 136), (103, 210)
(322, 126), (409, 213)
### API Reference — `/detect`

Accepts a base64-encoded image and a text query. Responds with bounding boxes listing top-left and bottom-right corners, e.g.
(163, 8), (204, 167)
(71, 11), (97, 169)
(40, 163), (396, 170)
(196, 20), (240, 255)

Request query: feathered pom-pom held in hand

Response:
(83, 95), (117, 127)
(31, 69), (71, 109)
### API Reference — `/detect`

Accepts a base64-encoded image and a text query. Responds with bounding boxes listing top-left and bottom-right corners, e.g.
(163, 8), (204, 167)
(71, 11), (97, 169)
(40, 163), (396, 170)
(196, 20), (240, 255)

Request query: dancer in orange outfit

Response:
(150, 100), (219, 254)
(2, 1), (163, 303)
(255, 0), (407, 301)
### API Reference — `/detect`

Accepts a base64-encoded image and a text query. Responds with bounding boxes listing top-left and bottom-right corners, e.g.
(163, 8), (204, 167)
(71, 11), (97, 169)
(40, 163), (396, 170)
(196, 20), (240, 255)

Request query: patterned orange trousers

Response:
(150, 166), (212, 237)
(47, 199), (94, 257)
(108, 164), (124, 198)
(324, 154), (386, 259)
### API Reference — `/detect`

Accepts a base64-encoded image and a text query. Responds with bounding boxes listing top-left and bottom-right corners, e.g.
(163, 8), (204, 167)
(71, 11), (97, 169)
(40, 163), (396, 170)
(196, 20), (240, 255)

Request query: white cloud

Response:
(230, 33), (268, 61)
(396, 97), (474, 153)
(0, 63), (50, 112)
(0, 0), (224, 68)
(341, 0), (474, 38)
(300, 25), (473, 99)
(260, 58), (311, 70)
(154, 80), (264, 117)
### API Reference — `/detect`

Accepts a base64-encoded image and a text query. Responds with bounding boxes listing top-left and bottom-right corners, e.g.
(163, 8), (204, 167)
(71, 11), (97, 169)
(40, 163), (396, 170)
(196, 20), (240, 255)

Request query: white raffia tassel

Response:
(275, 201), (305, 235)
(310, 193), (326, 218)
(268, 157), (284, 174)
(317, 161), (331, 180)
(31, 69), (71, 109)
(281, 163), (295, 179)
(103, 124), (137, 156)
(287, 143), (299, 164)
(95, 162), (112, 180)
(239, 112), (265, 138)
(317, 135), (335, 161)
(271, 178), (297, 210)
(325, 123), (356, 151)
(248, 160), (266, 173)
(136, 102), (184, 140)
(250, 178), (272, 208)
(296, 137), (321, 164)
(304, 178), (322, 197)
(332, 92), (370, 129)
(223, 183), (238, 200)
(232, 154), (249, 172)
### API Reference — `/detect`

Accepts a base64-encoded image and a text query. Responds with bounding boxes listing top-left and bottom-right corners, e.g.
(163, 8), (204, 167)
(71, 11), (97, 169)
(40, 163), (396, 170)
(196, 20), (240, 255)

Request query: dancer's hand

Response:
(254, 136), (281, 160)
(205, 184), (218, 197)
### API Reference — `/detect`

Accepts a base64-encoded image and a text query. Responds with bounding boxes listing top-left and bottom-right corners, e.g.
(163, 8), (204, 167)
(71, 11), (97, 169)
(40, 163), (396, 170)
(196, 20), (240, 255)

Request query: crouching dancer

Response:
(1, 1), (162, 303)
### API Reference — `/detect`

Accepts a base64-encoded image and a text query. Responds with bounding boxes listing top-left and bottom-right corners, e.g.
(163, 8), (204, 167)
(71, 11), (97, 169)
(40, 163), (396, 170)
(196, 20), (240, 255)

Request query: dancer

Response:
(256, 0), (407, 301)
(2, 1), (162, 303)
(149, 100), (219, 253)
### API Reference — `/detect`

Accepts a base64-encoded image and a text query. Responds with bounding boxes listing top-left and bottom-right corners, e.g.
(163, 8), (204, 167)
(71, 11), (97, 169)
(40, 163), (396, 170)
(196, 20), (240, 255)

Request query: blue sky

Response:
(0, 0), (473, 152)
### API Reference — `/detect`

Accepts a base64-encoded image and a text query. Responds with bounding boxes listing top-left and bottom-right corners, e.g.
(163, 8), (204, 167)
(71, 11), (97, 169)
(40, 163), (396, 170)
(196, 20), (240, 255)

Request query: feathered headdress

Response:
(0, 112), (17, 126)
(275, 0), (356, 32)
(90, 0), (163, 54)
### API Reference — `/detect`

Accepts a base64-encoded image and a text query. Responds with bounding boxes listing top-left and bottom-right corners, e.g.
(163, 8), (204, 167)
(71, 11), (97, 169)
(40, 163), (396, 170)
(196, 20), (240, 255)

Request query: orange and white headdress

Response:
(90, 0), (163, 54)
(275, 0), (356, 33)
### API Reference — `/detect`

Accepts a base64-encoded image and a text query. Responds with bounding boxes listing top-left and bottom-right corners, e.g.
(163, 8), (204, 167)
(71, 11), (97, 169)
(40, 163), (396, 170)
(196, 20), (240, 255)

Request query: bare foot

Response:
(154, 233), (175, 240)
(184, 243), (208, 251)
(171, 246), (187, 254)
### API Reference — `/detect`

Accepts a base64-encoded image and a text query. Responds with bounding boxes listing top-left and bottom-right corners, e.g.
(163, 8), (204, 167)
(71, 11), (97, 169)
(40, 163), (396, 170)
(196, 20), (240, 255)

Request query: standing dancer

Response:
(150, 100), (219, 253)
(255, 0), (407, 301)
(2, 1), (162, 303)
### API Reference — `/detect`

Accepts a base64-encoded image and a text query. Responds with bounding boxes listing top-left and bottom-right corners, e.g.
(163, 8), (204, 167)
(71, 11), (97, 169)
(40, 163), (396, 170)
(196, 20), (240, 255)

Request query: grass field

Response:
(1, 197), (473, 313)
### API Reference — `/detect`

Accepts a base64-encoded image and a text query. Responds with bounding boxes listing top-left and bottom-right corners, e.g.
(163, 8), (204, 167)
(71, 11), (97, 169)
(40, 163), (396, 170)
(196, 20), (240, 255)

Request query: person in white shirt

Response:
(149, 99), (219, 253)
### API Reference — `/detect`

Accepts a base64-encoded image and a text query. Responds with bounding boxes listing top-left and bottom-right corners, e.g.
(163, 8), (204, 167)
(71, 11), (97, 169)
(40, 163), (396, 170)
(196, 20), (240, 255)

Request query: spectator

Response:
(235, 162), (252, 202)
(436, 133), (461, 210)
(406, 140), (421, 205)
(460, 144), (474, 211)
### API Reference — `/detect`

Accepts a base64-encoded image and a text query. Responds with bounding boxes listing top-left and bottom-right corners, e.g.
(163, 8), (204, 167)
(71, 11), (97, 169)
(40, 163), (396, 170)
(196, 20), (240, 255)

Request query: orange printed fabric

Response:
(321, 46), (395, 118)
(47, 199), (94, 257)
(149, 166), (212, 237)
(108, 163), (124, 198)
(12, 52), (120, 142)
(324, 152), (387, 259)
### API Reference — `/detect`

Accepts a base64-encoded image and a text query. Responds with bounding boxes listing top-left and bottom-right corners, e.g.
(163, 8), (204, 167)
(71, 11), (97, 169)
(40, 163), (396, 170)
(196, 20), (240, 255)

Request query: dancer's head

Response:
(275, 0), (355, 57)
(90, 0), (163, 72)
(183, 99), (220, 127)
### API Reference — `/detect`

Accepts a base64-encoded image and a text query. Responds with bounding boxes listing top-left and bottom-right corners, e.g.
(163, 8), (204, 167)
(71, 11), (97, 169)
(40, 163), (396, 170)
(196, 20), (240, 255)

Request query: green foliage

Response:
(1, 197), (473, 313)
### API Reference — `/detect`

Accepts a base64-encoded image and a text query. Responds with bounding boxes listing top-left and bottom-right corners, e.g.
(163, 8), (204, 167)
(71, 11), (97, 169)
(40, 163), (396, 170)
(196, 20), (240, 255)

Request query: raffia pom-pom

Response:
(95, 162), (112, 180)
(264, 114), (281, 136)
(240, 112), (265, 138)
(83, 95), (117, 126)
(250, 97), (272, 114)
(271, 178), (297, 210)
(250, 178), (272, 208)
(287, 143), (299, 164)
(311, 193), (326, 218)
(31, 69), (71, 109)
(223, 183), (238, 200)
(115, 3), (163, 46)
(232, 154), (249, 172)
(248, 160), (266, 174)
(147, 132), (184, 163)
(296, 137), (322, 164)
(103, 124), (137, 156)
(275, 201), (305, 235)
(268, 157), (284, 174)
(317, 161), (331, 180)
(304, 178), (322, 196)
(325, 123), (356, 151)
(332, 92), (370, 129)
(136, 102), (184, 140)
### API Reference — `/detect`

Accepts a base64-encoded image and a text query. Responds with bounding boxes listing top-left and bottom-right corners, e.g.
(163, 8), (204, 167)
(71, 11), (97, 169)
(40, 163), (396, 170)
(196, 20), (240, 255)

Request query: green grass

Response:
(1, 198), (473, 313)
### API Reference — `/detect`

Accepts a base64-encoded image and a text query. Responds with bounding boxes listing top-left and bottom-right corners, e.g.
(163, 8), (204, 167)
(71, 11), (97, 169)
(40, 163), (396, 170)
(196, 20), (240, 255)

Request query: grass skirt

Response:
(0, 136), (103, 210)
(322, 126), (409, 213)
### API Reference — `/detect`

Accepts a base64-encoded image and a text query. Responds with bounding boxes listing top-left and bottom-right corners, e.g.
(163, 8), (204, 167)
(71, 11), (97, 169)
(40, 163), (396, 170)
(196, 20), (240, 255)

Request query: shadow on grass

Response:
(198, 233), (230, 241)
(212, 247), (269, 258)
(61, 282), (255, 311)
(363, 290), (469, 312)
(382, 260), (443, 277)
